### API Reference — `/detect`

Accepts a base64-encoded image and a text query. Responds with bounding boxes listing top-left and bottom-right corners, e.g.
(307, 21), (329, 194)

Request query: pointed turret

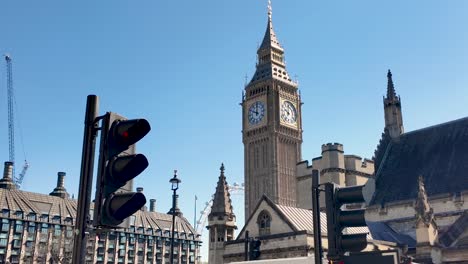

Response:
(415, 176), (435, 227)
(249, 0), (294, 85)
(210, 163), (235, 218)
(387, 70), (397, 100)
(207, 163), (237, 264)
(414, 176), (439, 263)
(383, 69), (404, 139)
(259, 0), (282, 52)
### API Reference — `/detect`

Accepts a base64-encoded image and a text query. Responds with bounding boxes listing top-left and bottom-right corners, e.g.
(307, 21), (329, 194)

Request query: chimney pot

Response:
(0, 162), (16, 189)
(150, 199), (156, 212)
(3, 162), (13, 179)
(57, 172), (66, 188)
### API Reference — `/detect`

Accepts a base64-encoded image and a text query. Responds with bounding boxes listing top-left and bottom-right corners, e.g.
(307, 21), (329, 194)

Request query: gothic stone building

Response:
(207, 3), (377, 263)
(0, 162), (201, 264)
(365, 72), (468, 263)
(208, 2), (468, 264)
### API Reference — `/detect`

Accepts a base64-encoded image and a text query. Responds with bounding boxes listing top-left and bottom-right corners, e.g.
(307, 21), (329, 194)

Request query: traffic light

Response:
(325, 183), (368, 259)
(249, 239), (261, 260)
(93, 112), (151, 228)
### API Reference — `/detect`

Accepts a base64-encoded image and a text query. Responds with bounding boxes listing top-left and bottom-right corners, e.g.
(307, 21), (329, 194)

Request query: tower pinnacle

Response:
(268, 0), (272, 20)
(387, 69), (397, 100)
(383, 69), (404, 138)
(210, 163), (234, 217)
(249, 0), (294, 85)
(207, 164), (237, 263)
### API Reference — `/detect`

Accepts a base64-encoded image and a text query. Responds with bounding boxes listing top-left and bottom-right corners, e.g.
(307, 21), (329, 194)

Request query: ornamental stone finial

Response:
(268, 0), (272, 19)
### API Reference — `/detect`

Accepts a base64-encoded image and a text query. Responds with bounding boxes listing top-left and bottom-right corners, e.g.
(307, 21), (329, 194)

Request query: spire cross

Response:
(268, 0), (272, 19)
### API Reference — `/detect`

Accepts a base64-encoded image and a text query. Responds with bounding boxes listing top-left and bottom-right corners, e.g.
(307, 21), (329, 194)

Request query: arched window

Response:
(257, 211), (271, 236)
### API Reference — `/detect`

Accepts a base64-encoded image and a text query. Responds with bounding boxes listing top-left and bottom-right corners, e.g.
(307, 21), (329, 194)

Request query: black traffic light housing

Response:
(93, 112), (151, 228)
(249, 239), (261, 260)
(325, 183), (368, 259)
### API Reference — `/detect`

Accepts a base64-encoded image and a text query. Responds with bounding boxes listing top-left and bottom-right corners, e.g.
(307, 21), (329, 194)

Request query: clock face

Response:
(248, 101), (265, 125)
(280, 101), (297, 124)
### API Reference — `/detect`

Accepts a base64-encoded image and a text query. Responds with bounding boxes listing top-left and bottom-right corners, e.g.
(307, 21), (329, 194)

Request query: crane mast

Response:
(5, 55), (15, 171)
(4, 55), (29, 188)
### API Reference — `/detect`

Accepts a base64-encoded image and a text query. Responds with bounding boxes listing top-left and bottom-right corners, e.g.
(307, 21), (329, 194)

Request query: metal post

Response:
(312, 170), (323, 264)
(245, 230), (250, 261)
(170, 190), (177, 264)
(72, 95), (99, 264)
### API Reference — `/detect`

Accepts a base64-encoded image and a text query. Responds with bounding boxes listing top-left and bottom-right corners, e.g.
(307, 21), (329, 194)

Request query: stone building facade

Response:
(296, 143), (374, 210)
(365, 71), (468, 263)
(0, 161), (201, 264)
(208, 1), (468, 263)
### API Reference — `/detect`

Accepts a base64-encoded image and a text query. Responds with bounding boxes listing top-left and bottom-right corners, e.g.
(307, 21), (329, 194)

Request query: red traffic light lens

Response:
(122, 131), (129, 138)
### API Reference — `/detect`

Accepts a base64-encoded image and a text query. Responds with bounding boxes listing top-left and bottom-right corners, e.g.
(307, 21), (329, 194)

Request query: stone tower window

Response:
(257, 211), (271, 236)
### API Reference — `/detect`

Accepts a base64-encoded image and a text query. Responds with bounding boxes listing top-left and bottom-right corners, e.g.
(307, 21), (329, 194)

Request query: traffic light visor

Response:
(108, 154), (149, 184)
(111, 119), (151, 147)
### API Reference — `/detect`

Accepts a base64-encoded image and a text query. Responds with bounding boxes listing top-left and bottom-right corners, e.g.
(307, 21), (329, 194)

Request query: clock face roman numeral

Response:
(248, 101), (265, 125)
(281, 101), (297, 124)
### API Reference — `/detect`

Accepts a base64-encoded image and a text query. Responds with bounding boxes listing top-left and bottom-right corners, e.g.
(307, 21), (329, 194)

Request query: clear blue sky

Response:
(1, 0), (468, 260)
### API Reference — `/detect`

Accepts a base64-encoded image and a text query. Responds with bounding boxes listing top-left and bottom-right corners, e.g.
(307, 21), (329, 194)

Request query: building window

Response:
(1, 219), (9, 232)
(54, 225), (61, 236)
(27, 213), (36, 221)
(0, 238), (7, 247)
(14, 221), (23, 233)
(28, 222), (36, 233)
(2, 210), (9, 218)
(14, 211), (23, 219)
(257, 211), (271, 236)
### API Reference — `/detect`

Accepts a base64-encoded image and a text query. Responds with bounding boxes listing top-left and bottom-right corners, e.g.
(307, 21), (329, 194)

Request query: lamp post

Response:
(169, 170), (181, 264)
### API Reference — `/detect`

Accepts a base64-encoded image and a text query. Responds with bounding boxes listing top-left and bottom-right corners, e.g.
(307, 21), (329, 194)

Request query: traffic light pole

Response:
(72, 95), (99, 264)
(245, 230), (250, 261)
(311, 170), (323, 264)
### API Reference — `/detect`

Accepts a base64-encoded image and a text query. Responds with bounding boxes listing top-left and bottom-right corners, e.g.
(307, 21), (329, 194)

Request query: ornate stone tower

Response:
(383, 70), (404, 139)
(207, 164), (237, 264)
(242, 1), (303, 220)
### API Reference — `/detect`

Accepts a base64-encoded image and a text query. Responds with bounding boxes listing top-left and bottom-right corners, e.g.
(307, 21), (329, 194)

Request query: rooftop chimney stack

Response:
(0, 162), (16, 189)
(150, 199), (156, 212)
(136, 187), (147, 211)
(49, 172), (69, 198)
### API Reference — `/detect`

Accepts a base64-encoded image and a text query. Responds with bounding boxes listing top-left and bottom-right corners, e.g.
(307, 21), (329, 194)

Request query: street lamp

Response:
(169, 170), (181, 264)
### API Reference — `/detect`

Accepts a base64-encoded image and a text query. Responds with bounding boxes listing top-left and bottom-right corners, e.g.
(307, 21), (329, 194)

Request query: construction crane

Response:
(4, 55), (29, 188)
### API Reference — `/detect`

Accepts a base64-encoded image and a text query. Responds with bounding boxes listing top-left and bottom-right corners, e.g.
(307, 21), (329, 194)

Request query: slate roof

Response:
(238, 195), (373, 240)
(371, 117), (468, 206)
(0, 188), (77, 218)
(366, 221), (416, 248)
(275, 203), (372, 239)
(438, 211), (468, 247)
(209, 163), (235, 218)
(248, 2), (295, 86)
(0, 187), (197, 236)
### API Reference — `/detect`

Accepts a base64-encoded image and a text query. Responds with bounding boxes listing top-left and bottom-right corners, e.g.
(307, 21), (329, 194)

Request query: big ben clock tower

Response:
(242, 1), (303, 220)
